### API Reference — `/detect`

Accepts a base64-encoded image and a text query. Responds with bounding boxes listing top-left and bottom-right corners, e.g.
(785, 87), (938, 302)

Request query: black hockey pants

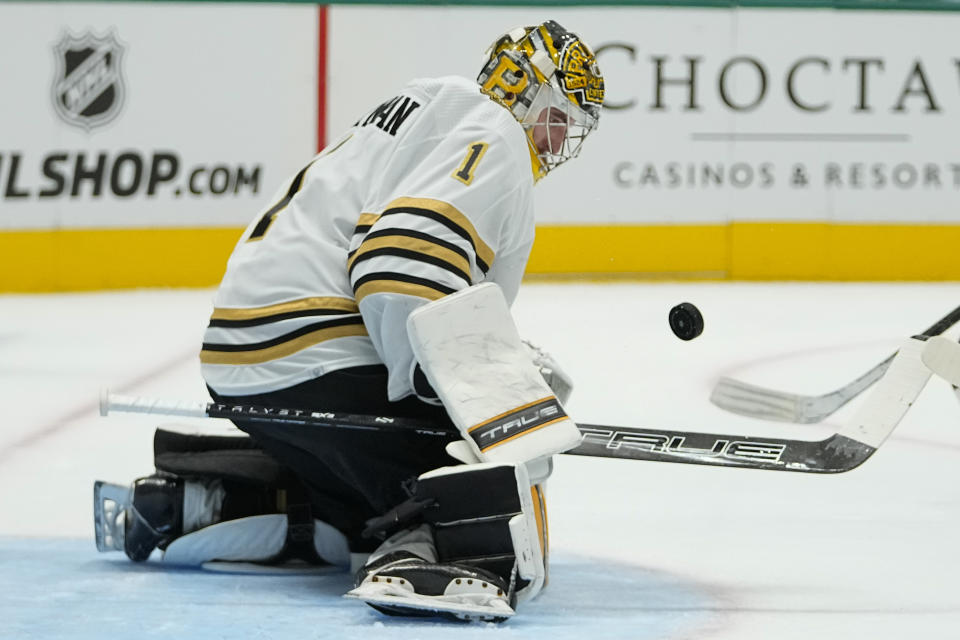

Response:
(207, 365), (458, 552)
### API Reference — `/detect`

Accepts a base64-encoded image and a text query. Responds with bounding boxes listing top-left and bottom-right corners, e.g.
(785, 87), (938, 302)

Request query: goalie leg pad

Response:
(94, 426), (338, 563)
(418, 462), (548, 604)
(347, 524), (514, 622)
(348, 460), (548, 622)
(152, 426), (284, 486)
(161, 514), (350, 569)
(94, 474), (225, 562)
(407, 283), (581, 464)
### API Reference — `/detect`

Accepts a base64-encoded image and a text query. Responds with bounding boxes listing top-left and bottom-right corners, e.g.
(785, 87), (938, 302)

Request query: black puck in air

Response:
(669, 302), (704, 341)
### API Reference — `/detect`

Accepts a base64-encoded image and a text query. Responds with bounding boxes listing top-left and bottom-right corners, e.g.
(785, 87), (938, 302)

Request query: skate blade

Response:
(93, 481), (131, 552)
(345, 584), (514, 622)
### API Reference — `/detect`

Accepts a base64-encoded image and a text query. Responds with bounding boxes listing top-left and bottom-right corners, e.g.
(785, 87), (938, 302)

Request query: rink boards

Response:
(1, 1), (960, 289)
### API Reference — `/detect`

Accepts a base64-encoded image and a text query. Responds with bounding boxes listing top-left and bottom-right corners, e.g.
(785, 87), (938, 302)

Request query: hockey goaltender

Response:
(94, 20), (605, 622)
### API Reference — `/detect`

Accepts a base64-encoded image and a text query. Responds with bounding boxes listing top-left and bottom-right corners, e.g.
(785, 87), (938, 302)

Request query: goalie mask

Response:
(477, 20), (605, 181)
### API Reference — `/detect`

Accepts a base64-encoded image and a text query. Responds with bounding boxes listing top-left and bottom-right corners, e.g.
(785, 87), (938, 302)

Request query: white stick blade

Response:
(838, 337), (931, 449)
(709, 377), (806, 423)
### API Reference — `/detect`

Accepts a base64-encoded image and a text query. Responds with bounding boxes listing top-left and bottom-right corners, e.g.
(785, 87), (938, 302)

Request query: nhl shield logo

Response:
(52, 30), (126, 131)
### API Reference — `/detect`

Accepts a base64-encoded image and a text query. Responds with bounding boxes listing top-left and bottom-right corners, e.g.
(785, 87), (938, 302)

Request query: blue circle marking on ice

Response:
(1, 538), (718, 639)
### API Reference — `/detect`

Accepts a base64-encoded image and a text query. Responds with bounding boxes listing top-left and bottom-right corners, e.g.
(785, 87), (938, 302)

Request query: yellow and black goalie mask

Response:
(477, 20), (605, 180)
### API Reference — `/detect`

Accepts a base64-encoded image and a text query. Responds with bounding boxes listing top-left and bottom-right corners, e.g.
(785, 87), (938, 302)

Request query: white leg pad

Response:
(407, 283), (582, 464)
(161, 514), (350, 568)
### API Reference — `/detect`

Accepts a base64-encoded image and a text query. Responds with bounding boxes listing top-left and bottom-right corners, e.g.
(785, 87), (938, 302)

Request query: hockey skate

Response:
(93, 476), (183, 561)
(345, 551), (515, 622)
(93, 481), (131, 553)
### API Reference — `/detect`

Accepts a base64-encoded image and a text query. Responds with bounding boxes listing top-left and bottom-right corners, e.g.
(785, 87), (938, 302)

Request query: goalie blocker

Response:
(407, 282), (582, 464)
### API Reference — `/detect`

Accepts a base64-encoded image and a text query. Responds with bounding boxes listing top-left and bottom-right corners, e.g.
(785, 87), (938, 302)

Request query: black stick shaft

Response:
(922, 303), (960, 336)
(188, 401), (862, 473)
(203, 401), (456, 438)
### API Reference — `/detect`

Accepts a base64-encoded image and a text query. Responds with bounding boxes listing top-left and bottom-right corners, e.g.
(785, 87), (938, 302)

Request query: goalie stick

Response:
(922, 335), (960, 388)
(100, 337), (930, 474)
(710, 303), (960, 423)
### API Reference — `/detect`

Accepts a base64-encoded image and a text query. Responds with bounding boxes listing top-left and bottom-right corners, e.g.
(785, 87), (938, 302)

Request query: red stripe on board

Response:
(317, 4), (328, 152)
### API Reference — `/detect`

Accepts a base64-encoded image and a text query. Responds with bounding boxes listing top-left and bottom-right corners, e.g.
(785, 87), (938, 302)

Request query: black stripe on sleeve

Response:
(208, 308), (357, 329)
(348, 228), (472, 263)
(348, 248), (472, 285)
(380, 206), (491, 273)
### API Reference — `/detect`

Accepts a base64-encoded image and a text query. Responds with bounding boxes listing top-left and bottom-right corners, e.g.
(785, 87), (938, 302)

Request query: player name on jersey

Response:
(355, 94), (421, 137)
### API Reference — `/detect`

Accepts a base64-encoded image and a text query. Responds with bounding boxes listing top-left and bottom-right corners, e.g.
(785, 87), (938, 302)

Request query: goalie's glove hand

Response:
(522, 339), (574, 405)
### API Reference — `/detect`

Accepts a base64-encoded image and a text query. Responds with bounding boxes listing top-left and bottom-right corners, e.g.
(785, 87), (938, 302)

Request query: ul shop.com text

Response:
(0, 150), (262, 201)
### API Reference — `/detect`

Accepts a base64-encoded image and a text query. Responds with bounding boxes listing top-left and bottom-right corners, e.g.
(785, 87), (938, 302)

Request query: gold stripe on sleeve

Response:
(210, 296), (359, 321)
(199, 323), (368, 365)
(354, 279), (449, 303)
(355, 213), (381, 229)
(384, 197), (496, 269)
(346, 236), (472, 275)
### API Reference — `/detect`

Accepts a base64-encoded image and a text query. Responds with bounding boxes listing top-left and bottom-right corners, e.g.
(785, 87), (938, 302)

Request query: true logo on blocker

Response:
(51, 30), (126, 131)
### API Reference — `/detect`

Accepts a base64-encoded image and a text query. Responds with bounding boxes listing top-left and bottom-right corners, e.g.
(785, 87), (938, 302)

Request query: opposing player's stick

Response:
(922, 336), (960, 387)
(101, 337), (931, 474)
(710, 303), (960, 423)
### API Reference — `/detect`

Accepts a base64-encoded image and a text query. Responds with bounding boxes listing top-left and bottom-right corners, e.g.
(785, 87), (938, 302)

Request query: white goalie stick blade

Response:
(573, 336), (933, 473)
(93, 481), (132, 552)
(710, 303), (960, 423)
(922, 336), (960, 387)
(344, 583), (515, 622)
(709, 356), (892, 424)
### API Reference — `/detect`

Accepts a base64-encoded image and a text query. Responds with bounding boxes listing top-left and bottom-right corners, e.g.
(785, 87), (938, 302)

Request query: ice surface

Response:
(2, 282), (960, 638)
(0, 539), (713, 639)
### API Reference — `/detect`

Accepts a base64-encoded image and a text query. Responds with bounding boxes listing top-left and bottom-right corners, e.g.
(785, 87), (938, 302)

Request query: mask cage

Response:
(521, 83), (599, 174)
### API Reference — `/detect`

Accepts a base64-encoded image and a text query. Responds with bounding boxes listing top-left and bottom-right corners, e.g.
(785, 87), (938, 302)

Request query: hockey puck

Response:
(669, 302), (704, 341)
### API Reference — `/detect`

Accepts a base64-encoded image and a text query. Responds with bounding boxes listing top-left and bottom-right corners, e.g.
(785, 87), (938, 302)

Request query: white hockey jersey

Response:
(201, 76), (536, 400)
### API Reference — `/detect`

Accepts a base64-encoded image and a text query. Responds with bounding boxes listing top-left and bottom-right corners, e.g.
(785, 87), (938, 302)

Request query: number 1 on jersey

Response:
(247, 136), (352, 242)
(452, 142), (489, 185)
(247, 162), (313, 242)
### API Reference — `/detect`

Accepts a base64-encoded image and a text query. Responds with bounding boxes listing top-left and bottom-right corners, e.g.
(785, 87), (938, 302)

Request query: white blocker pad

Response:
(407, 283), (582, 464)
(161, 514), (350, 569)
